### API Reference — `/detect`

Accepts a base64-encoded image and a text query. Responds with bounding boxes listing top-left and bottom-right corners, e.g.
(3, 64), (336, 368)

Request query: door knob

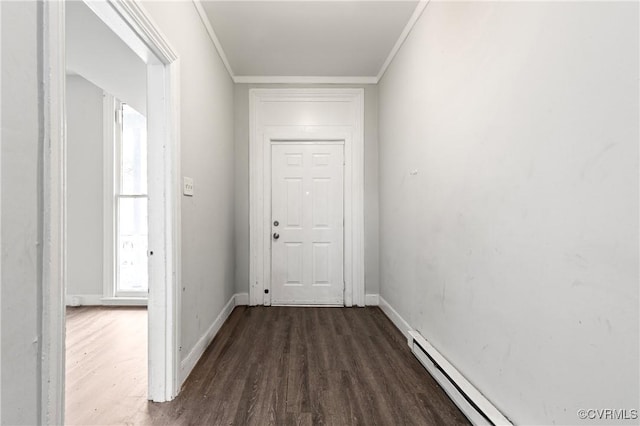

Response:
(273, 233), (280, 240)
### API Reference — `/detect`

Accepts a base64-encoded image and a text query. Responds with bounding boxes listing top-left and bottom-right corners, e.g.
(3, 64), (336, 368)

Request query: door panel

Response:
(271, 143), (344, 305)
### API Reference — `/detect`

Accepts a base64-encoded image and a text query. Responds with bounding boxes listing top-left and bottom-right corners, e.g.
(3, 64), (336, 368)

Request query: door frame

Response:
(42, 0), (182, 423)
(249, 89), (365, 307)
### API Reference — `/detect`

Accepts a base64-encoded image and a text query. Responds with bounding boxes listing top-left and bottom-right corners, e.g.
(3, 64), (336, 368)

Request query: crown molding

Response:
(193, 0), (430, 86)
(233, 75), (378, 85)
(192, 0), (235, 79)
(376, 0), (430, 83)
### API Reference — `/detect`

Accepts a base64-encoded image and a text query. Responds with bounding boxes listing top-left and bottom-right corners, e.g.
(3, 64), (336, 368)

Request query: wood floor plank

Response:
(65, 306), (148, 426)
(66, 306), (470, 425)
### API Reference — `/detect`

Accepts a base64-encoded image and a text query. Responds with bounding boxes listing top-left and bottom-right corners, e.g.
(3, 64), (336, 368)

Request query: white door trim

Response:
(42, 1), (181, 423)
(249, 89), (365, 307)
(41, 2), (66, 422)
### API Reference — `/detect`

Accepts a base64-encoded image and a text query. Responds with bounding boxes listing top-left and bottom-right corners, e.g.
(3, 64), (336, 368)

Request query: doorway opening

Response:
(64, 2), (150, 423)
(248, 89), (365, 307)
(42, 0), (181, 422)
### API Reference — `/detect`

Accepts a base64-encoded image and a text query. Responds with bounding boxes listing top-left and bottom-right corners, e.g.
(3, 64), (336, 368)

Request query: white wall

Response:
(66, 75), (104, 300)
(378, 2), (639, 424)
(234, 84), (380, 297)
(66, 1), (146, 115)
(0, 1), (42, 424)
(142, 1), (236, 364)
(0, 0), (235, 418)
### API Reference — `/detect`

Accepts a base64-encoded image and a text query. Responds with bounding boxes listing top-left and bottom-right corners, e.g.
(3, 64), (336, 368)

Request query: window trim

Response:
(104, 97), (150, 300)
(102, 92), (116, 301)
(115, 102), (149, 298)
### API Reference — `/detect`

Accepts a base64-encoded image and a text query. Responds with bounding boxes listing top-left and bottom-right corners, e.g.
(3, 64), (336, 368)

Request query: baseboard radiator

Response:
(407, 330), (513, 426)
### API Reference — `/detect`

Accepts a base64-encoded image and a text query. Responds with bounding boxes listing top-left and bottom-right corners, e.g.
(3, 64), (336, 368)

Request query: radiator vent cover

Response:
(408, 330), (513, 426)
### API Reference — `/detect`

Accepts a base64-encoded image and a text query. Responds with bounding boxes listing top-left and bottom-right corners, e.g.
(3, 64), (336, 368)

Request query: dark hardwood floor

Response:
(66, 306), (469, 425)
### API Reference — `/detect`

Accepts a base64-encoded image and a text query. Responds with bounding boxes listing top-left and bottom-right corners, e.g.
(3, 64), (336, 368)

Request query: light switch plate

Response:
(183, 177), (194, 196)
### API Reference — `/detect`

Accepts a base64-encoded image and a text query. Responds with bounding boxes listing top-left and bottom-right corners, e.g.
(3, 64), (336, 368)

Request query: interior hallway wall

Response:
(66, 75), (104, 300)
(233, 84), (380, 299)
(378, 2), (639, 424)
(0, 1), (42, 423)
(142, 1), (236, 364)
(0, 0), (236, 417)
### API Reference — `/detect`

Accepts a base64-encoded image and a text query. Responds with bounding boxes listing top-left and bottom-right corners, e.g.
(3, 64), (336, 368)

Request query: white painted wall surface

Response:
(66, 75), (104, 300)
(378, 2), (639, 424)
(141, 1), (236, 363)
(234, 84), (379, 297)
(66, 1), (146, 115)
(0, 1), (42, 424)
(0, 1), (3, 420)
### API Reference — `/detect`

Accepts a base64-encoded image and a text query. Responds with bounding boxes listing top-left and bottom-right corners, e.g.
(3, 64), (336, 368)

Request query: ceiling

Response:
(197, 1), (421, 83)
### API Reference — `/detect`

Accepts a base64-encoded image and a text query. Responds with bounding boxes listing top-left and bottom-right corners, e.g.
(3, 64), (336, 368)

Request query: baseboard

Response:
(365, 293), (380, 306)
(179, 293), (242, 385)
(65, 294), (103, 306)
(378, 296), (511, 426)
(234, 292), (249, 306)
(101, 297), (148, 306)
(65, 294), (148, 306)
(378, 296), (413, 343)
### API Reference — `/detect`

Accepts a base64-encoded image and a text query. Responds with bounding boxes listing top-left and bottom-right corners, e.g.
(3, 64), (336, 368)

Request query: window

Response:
(115, 103), (148, 296)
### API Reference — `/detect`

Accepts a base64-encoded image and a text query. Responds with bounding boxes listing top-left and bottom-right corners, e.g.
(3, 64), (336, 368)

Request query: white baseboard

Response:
(234, 292), (249, 306)
(65, 294), (148, 306)
(365, 293), (379, 306)
(101, 297), (148, 306)
(379, 296), (413, 344)
(179, 293), (244, 385)
(65, 294), (103, 306)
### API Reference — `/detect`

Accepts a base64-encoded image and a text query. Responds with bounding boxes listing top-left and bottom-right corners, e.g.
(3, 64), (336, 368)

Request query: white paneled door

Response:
(271, 143), (345, 305)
